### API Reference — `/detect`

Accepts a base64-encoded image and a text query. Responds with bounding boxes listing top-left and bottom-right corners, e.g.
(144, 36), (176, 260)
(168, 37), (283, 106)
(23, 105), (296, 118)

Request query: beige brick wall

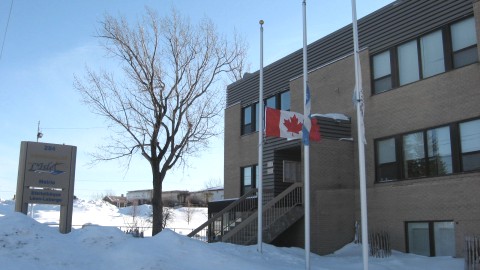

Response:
(363, 7), (480, 256)
(223, 6), (480, 256)
(289, 52), (362, 254)
(224, 103), (259, 199)
(288, 30), (480, 256)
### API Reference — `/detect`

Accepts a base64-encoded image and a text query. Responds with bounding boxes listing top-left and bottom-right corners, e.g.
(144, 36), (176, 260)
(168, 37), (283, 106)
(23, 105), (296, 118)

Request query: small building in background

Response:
(103, 194), (129, 208)
(125, 187), (224, 207)
(126, 189), (153, 205)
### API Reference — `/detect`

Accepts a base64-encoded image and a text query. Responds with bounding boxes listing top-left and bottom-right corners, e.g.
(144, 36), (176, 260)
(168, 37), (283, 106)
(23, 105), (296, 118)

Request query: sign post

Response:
(15, 141), (77, 233)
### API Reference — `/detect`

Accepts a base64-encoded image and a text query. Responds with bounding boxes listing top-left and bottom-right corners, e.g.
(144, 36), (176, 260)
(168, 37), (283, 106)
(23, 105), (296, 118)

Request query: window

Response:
(375, 119), (478, 182)
(460, 119), (480, 171)
(403, 132), (426, 178)
(241, 103), (258, 135)
(406, 221), (455, 257)
(403, 127), (453, 178)
(427, 127), (452, 175)
(420, 30), (445, 78)
(280, 91), (290, 111)
(266, 96), (276, 108)
(371, 17), (477, 94)
(451, 17), (478, 68)
(283, 160), (301, 183)
(242, 91), (290, 135)
(242, 106), (252, 134)
(398, 40), (420, 85)
(241, 165), (258, 195)
(376, 137), (398, 181)
(372, 50), (392, 94)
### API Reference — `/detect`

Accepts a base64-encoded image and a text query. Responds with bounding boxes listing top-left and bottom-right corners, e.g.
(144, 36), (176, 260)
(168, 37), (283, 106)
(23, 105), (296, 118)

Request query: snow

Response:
(0, 198), (464, 270)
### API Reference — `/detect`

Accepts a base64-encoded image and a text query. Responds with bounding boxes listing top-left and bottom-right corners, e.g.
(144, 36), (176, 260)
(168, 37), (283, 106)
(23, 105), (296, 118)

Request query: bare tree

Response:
(74, 8), (248, 235)
(203, 178), (223, 189)
(162, 207), (174, 229)
(181, 199), (199, 225)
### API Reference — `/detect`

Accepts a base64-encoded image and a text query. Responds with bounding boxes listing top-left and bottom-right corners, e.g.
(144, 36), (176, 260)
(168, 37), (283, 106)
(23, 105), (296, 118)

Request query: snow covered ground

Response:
(0, 198), (464, 270)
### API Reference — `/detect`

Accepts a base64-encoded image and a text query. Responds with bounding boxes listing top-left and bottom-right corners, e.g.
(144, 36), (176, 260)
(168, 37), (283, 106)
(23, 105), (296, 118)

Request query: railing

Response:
(187, 188), (258, 242)
(466, 235), (480, 270)
(222, 182), (303, 245)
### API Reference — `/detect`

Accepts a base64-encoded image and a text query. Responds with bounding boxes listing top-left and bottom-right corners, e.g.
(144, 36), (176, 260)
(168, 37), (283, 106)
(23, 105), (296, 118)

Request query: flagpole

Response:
(351, 0), (369, 269)
(302, 1), (311, 269)
(257, 19), (264, 254)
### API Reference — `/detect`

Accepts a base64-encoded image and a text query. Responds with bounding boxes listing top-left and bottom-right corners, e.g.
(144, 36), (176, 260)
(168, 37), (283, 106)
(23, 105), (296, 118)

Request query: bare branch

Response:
(74, 6), (248, 235)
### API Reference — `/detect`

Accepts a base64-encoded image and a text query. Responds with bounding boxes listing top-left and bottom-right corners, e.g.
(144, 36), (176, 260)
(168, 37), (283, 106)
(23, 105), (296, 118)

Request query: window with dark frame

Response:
(406, 221), (455, 257)
(371, 16), (478, 94)
(451, 17), (478, 68)
(372, 50), (393, 94)
(460, 119), (480, 172)
(375, 118), (479, 183)
(241, 103), (258, 135)
(241, 90), (290, 135)
(376, 137), (398, 181)
(241, 165), (258, 195)
(280, 91), (290, 111)
(266, 96), (276, 109)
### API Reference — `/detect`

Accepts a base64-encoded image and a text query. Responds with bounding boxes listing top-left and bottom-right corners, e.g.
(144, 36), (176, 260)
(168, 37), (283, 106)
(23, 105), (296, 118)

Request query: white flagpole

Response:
(302, 1), (311, 269)
(257, 19), (264, 254)
(351, 0), (369, 269)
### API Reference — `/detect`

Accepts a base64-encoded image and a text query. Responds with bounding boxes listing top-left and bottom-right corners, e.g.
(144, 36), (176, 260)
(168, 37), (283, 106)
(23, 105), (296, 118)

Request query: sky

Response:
(0, 0), (394, 200)
(0, 199), (465, 269)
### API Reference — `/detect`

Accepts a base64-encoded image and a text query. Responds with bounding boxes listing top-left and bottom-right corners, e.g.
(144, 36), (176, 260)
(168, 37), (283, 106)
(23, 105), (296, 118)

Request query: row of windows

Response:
(375, 118), (480, 182)
(242, 90), (290, 135)
(372, 16), (478, 94)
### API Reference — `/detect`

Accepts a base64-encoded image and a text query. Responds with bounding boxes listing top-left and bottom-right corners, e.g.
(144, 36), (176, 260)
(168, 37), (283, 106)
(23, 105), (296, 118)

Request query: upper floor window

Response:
(372, 51), (392, 94)
(280, 91), (290, 111)
(376, 137), (398, 181)
(398, 40), (419, 86)
(241, 103), (258, 135)
(372, 17), (478, 94)
(265, 96), (276, 109)
(460, 119), (480, 171)
(451, 16), (478, 68)
(402, 126), (453, 179)
(375, 118), (479, 183)
(420, 30), (445, 78)
(242, 91), (290, 136)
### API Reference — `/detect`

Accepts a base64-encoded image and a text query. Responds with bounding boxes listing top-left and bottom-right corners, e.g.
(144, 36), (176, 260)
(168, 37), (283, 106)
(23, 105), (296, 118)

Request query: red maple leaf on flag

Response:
(283, 114), (303, 134)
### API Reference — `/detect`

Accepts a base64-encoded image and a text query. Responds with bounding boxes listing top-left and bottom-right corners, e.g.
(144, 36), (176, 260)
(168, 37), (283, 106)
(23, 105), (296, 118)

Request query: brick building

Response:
(218, 0), (480, 257)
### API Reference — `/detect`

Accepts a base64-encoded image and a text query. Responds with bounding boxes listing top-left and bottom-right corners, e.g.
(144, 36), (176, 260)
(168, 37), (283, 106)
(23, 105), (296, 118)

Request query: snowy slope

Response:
(0, 199), (464, 270)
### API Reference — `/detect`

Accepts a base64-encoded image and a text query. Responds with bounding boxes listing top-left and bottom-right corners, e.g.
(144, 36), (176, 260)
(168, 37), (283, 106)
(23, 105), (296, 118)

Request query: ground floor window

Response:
(241, 165), (258, 195)
(406, 221), (455, 257)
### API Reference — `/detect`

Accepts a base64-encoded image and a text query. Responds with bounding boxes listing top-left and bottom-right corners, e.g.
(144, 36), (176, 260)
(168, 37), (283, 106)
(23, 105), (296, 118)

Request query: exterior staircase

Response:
(188, 182), (303, 245)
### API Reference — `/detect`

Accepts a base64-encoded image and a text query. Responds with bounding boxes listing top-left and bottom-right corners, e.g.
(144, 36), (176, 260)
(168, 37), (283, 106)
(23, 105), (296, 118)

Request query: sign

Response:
(25, 188), (66, 205)
(15, 141), (76, 233)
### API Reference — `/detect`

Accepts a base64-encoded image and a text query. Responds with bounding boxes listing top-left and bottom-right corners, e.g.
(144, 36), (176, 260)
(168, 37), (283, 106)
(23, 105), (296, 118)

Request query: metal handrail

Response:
(187, 188), (258, 238)
(222, 182), (303, 244)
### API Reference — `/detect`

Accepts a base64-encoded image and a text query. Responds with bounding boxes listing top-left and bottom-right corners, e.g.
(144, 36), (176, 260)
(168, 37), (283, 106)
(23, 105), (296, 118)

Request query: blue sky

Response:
(0, 0), (394, 200)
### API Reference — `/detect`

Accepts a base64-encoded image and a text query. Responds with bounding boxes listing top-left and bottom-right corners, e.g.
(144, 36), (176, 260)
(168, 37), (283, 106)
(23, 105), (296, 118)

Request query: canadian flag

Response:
(265, 107), (320, 141)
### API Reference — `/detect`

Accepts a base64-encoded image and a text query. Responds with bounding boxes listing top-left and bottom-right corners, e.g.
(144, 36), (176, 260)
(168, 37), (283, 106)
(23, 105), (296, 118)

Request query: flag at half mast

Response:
(265, 107), (320, 141)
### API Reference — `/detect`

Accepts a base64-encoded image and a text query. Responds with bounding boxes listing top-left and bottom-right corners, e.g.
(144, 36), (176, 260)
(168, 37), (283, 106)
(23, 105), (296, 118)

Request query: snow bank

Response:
(0, 199), (464, 270)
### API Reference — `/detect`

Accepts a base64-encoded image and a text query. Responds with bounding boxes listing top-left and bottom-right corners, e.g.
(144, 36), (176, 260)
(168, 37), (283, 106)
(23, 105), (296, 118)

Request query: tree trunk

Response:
(151, 165), (163, 236)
